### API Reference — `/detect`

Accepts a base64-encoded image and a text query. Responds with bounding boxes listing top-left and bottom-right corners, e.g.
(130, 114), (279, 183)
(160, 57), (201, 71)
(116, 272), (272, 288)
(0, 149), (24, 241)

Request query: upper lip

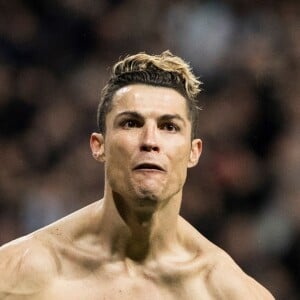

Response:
(133, 162), (165, 171)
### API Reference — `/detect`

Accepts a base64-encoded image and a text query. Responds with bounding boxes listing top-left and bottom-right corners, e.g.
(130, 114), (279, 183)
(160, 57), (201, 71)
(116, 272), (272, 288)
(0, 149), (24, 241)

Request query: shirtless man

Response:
(0, 51), (274, 299)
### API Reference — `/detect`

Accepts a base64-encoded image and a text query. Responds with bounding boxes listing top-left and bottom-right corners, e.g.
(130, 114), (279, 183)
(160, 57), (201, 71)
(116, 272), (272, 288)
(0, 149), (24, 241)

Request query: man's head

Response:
(91, 84), (202, 208)
(91, 51), (202, 211)
(97, 50), (202, 139)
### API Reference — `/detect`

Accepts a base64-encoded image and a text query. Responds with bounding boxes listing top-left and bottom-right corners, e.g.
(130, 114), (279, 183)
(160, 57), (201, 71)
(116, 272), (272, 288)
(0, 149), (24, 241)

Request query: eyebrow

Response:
(115, 111), (142, 120)
(114, 111), (186, 124)
(159, 114), (186, 124)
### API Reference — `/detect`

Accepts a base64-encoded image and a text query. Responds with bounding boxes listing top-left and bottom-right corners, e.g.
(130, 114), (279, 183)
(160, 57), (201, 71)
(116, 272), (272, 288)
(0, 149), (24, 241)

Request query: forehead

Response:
(109, 84), (189, 117)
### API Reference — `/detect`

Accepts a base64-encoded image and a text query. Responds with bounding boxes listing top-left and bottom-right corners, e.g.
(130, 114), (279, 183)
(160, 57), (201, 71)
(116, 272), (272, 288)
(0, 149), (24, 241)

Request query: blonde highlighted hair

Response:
(98, 50), (202, 138)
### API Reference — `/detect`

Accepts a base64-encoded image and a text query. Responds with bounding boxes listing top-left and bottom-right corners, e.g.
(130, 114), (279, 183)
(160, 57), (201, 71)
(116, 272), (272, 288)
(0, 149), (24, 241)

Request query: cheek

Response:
(105, 135), (135, 171)
(169, 139), (191, 164)
(167, 142), (191, 177)
(105, 141), (130, 191)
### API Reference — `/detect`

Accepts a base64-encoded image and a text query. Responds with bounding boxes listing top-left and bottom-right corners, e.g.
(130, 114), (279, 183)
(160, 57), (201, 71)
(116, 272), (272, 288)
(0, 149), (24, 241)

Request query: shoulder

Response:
(0, 232), (58, 299)
(0, 202), (101, 298)
(178, 217), (274, 299)
(205, 249), (275, 299)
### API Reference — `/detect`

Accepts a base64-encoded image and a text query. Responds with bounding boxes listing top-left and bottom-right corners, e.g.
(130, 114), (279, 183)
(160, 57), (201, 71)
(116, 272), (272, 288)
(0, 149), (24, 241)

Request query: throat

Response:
(108, 191), (180, 261)
(126, 237), (151, 261)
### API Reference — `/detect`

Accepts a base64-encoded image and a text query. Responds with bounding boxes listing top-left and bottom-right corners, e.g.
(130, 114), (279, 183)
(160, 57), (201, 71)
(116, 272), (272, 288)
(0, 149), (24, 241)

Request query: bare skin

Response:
(0, 85), (274, 299)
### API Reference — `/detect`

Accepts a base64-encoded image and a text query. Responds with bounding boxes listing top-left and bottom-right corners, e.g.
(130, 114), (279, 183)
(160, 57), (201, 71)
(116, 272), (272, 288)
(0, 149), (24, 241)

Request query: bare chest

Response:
(43, 272), (213, 300)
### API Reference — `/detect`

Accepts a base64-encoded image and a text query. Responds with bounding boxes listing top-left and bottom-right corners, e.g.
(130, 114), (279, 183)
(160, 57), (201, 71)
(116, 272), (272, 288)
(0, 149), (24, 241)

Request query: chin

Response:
(136, 189), (160, 203)
(133, 192), (161, 217)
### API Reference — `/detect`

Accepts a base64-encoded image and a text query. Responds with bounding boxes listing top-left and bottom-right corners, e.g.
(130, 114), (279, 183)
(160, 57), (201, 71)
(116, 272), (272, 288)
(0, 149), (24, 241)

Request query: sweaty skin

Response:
(0, 85), (274, 299)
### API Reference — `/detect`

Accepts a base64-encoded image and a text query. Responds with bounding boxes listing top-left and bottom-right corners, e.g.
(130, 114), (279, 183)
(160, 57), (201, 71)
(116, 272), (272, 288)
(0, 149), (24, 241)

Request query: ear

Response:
(90, 133), (105, 162)
(188, 138), (202, 168)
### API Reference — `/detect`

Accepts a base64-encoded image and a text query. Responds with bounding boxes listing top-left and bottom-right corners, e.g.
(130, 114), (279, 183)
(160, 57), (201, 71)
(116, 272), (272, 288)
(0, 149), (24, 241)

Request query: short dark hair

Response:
(97, 50), (202, 138)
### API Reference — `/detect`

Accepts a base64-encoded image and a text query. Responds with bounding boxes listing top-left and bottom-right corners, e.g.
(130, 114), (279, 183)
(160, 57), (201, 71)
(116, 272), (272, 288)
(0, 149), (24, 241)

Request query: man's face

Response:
(91, 84), (202, 209)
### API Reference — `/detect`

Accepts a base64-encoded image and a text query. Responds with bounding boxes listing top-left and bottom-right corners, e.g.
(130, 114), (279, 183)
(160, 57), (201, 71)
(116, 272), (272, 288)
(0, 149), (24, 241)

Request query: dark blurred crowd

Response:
(0, 0), (299, 298)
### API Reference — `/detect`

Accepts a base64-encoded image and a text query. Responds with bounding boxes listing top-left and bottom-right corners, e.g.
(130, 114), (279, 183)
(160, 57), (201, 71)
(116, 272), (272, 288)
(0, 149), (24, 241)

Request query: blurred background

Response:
(0, 0), (299, 298)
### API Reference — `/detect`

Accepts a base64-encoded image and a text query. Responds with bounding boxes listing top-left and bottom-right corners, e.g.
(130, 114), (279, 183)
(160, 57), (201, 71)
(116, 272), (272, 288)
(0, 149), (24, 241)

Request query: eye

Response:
(121, 119), (141, 129)
(160, 122), (180, 132)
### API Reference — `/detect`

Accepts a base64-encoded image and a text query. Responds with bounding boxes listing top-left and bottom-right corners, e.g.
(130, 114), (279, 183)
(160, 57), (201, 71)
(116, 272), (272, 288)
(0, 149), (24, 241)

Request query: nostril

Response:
(141, 144), (159, 152)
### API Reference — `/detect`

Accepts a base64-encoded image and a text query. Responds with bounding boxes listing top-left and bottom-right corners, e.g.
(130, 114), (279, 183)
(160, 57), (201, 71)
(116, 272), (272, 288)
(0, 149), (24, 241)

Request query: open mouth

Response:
(133, 163), (164, 171)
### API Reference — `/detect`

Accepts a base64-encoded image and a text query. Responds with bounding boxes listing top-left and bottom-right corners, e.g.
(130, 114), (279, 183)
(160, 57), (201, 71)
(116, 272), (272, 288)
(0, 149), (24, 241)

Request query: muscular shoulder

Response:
(0, 233), (57, 299)
(205, 249), (274, 299)
(179, 218), (274, 299)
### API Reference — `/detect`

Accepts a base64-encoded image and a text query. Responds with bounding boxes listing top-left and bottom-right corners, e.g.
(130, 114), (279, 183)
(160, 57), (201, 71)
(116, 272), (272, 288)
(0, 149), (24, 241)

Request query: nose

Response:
(140, 123), (160, 152)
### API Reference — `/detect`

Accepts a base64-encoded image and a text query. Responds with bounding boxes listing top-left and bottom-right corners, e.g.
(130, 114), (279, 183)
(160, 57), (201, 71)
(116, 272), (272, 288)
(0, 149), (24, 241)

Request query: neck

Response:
(99, 187), (183, 262)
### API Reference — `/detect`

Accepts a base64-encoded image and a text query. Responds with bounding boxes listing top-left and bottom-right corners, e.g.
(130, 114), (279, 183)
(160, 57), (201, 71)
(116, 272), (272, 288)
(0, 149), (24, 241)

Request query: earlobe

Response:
(90, 133), (105, 162)
(188, 139), (202, 168)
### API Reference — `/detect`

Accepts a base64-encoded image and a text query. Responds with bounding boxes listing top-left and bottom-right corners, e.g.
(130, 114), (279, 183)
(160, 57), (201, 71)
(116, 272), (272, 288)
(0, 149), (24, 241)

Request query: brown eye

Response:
(161, 122), (180, 132)
(121, 119), (140, 129)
